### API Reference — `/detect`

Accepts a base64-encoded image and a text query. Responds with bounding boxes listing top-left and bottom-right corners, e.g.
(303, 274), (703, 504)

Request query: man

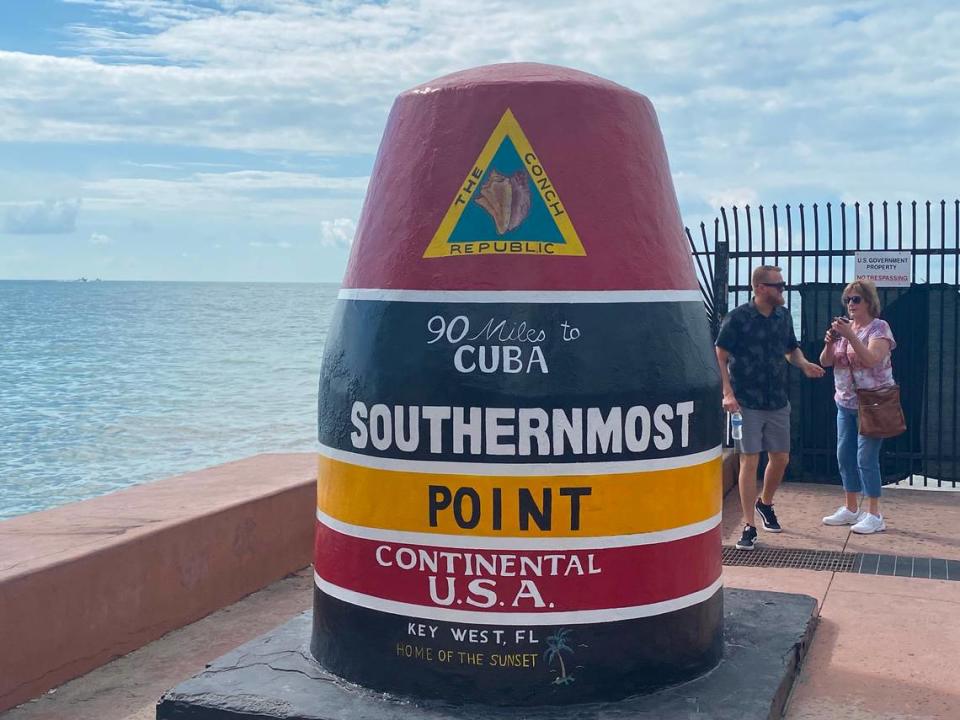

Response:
(715, 265), (825, 550)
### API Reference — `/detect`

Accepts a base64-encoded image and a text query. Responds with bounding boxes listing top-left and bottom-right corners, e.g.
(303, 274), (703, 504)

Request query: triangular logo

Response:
(423, 109), (585, 258)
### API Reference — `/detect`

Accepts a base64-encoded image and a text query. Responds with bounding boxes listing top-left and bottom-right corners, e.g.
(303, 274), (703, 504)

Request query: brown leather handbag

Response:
(856, 385), (906, 439)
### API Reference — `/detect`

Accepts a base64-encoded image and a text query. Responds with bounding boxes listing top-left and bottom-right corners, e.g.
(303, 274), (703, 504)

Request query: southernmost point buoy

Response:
(314, 63), (723, 705)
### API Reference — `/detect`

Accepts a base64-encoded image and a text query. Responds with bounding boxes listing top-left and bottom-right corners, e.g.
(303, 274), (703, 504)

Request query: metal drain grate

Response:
(722, 545), (856, 572)
(852, 553), (960, 580)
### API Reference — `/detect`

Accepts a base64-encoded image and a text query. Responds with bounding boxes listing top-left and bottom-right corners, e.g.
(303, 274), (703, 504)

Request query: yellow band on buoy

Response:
(317, 453), (721, 537)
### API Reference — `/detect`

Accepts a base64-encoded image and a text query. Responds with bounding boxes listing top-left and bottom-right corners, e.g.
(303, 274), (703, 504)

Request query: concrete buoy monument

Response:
(313, 63), (723, 705)
(159, 63), (818, 720)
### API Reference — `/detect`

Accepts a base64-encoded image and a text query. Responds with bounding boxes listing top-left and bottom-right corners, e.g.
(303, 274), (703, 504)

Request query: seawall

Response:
(0, 453), (316, 712)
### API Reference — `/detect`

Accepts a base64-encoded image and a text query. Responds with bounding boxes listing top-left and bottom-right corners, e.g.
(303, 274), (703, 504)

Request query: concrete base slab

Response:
(157, 588), (817, 720)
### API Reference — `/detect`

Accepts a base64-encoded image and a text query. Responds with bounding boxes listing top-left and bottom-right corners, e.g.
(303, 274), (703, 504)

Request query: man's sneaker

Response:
(755, 500), (782, 532)
(851, 513), (886, 534)
(822, 506), (864, 526)
(736, 524), (758, 550)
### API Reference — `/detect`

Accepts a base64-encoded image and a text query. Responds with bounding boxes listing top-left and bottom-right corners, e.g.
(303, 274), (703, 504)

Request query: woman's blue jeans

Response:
(836, 405), (884, 498)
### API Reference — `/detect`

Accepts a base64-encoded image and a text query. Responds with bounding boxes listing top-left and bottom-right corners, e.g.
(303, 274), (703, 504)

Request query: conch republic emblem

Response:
(422, 109), (586, 257)
(315, 64), (723, 706)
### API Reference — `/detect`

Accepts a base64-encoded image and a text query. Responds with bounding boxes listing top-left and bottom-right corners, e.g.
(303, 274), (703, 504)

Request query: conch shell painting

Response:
(475, 169), (531, 235)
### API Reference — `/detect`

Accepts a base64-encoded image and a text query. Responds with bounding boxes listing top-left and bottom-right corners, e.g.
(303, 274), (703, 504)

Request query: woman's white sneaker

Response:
(822, 506), (863, 526)
(851, 513), (886, 534)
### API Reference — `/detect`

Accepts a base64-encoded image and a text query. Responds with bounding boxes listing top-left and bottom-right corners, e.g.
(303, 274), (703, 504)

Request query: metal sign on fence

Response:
(855, 251), (912, 287)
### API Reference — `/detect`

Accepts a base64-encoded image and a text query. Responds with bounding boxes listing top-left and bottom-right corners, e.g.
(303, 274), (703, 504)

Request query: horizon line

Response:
(0, 278), (345, 285)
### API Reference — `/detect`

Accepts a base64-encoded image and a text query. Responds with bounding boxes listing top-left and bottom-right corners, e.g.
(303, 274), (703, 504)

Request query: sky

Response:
(0, 0), (958, 282)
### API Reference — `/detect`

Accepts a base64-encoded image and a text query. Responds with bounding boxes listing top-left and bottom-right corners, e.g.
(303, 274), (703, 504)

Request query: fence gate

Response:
(687, 201), (960, 488)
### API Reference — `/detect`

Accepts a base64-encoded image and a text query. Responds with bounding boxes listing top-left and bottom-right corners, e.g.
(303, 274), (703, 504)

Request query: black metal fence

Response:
(687, 201), (960, 489)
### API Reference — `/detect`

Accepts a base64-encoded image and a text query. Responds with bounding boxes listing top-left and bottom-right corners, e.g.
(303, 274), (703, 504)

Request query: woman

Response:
(819, 278), (897, 534)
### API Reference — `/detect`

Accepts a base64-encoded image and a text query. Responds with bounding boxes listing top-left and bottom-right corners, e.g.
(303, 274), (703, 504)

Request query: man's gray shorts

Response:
(736, 404), (791, 454)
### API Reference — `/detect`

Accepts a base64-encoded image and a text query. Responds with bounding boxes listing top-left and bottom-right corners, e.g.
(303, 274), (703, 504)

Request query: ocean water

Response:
(0, 280), (338, 520)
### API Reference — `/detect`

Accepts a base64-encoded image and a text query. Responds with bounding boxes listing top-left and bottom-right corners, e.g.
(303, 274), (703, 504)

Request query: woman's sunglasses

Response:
(843, 295), (863, 305)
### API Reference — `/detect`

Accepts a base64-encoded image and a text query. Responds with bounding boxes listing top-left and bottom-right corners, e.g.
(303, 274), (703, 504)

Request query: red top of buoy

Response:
(342, 63), (694, 292)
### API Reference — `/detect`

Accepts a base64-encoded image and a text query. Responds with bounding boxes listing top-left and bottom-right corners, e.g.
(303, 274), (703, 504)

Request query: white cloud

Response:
(320, 218), (355, 248)
(79, 170), (368, 214)
(4, 199), (81, 234)
(248, 239), (294, 249)
(0, 0), (952, 168)
(89, 231), (112, 244)
(706, 188), (759, 210)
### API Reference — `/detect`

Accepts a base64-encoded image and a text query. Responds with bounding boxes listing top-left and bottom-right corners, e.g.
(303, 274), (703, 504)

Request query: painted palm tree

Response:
(543, 628), (575, 685)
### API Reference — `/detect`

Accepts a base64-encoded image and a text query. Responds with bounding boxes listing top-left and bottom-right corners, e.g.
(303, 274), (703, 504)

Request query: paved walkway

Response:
(4, 482), (959, 720)
(723, 482), (960, 719)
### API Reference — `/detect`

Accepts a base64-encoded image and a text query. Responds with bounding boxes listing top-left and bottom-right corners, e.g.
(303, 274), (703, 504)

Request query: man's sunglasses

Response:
(761, 282), (787, 291)
(843, 295), (863, 305)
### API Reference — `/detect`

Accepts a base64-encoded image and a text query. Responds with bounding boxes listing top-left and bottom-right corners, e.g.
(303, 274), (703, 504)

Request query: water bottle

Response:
(730, 411), (743, 440)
